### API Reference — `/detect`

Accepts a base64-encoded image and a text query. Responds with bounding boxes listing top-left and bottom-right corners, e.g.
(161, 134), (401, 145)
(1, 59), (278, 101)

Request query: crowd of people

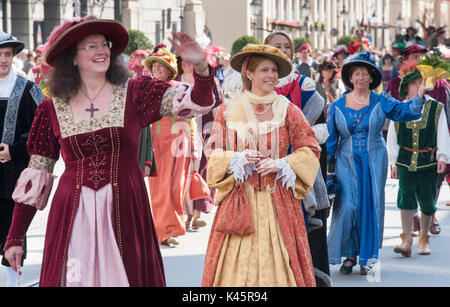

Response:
(0, 15), (449, 288)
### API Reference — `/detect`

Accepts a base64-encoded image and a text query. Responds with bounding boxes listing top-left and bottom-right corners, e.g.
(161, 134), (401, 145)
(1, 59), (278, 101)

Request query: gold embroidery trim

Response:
(396, 161), (438, 171)
(160, 86), (177, 117)
(405, 101), (431, 171)
(434, 102), (443, 132)
(53, 81), (128, 138)
(28, 154), (56, 173)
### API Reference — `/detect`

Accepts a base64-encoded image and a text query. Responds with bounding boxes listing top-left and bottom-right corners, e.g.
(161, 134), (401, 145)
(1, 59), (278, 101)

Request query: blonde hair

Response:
(264, 31), (294, 61)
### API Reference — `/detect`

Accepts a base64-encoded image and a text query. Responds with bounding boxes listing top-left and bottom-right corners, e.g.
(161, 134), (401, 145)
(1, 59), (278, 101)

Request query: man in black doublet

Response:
(0, 30), (44, 286)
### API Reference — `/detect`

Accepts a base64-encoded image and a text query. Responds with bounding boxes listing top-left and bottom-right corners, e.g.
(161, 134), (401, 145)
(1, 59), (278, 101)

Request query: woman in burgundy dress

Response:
(3, 16), (215, 287)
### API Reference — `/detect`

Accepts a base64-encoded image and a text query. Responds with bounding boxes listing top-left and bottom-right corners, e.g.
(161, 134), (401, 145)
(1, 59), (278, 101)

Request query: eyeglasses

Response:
(77, 41), (112, 52)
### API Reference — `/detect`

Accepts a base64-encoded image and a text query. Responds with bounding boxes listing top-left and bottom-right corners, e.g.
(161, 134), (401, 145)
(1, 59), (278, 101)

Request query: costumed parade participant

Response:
(386, 43), (450, 235)
(386, 44), (428, 100)
(3, 15), (215, 287)
(316, 61), (346, 108)
(326, 51), (428, 275)
(332, 44), (349, 79)
(381, 53), (399, 90)
(348, 30), (370, 55)
(217, 51), (243, 99)
(265, 31), (331, 285)
(176, 56), (224, 232)
(27, 44), (52, 98)
(145, 44), (200, 247)
(294, 43), (318, 78)
(387, 63), (450, 257)
(202, 44), (320, 287)
(128, 49), (149, 78)
(0, 30), (44, 286)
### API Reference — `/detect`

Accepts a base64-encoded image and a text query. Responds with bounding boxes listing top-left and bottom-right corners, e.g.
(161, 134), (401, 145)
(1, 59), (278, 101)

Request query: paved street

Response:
(1, 157), (449, 287)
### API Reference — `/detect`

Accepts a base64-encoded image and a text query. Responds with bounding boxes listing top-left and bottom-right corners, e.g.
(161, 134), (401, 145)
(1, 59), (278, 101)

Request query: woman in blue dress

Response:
(326, 51), (427, 275)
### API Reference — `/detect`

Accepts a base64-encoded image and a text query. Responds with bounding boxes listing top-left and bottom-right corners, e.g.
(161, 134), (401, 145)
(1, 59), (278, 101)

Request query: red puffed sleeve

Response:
(3, 100), (60, 252)
(130, 67), (216, 128)
(26, 99), (60, 162)
(130, 76), (171, 128)
(285, 104), (321, 158)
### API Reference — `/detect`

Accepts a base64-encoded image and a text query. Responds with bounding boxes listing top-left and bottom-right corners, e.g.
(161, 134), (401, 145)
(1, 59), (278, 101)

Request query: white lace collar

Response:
(224, 91), (290, 144)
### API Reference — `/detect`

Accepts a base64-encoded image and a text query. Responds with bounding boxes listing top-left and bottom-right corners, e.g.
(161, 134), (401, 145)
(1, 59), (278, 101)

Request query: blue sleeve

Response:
(379, 92), (425, 122)
(326, 103), (340, 163)
(300, 91), (314, 109)
(302, 91), (324, 125)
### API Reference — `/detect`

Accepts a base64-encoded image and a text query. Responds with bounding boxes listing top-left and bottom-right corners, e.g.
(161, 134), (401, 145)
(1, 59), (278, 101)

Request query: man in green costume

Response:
(387, 67), (450, 257)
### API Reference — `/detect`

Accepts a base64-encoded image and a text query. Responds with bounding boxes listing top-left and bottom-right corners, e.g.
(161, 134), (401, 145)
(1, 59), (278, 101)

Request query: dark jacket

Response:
(0, 77), (43, 200)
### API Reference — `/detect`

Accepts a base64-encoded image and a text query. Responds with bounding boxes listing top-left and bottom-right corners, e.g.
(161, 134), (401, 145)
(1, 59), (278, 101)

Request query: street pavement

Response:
(1, 157), (449, 287)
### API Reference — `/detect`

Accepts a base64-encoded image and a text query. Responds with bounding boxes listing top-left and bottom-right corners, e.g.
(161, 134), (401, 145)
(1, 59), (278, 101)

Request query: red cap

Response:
(297, 43), (312, 53)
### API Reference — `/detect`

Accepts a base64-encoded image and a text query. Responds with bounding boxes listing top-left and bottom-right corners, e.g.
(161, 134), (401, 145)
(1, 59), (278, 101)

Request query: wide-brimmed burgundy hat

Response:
(332, 44), (349, 59)
(44, 15), (129, 66)
(399, 44), (427, 56)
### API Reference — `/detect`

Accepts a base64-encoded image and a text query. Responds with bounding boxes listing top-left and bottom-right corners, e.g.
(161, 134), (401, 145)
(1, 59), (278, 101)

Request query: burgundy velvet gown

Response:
(4, 72), (215, 287)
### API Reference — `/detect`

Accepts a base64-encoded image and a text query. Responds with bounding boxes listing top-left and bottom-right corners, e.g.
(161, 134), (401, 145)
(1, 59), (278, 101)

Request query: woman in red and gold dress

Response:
(3, 15), (215, 287)
(202, 44), (320, 287)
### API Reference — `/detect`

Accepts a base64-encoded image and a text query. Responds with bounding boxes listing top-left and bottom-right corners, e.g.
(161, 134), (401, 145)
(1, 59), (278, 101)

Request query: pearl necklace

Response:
(351, 91), (371, 105)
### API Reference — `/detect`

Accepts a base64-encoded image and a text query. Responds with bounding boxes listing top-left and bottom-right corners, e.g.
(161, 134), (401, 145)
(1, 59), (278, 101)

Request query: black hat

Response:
(0, 30), (25, 55)
(406, 27), (418, 35)
(318, 61), (337, 71)
(341, 51), (383, 90)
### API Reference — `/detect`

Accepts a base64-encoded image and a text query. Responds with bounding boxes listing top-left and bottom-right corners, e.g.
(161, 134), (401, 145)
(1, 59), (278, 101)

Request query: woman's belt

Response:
(401, 146), (436, 161)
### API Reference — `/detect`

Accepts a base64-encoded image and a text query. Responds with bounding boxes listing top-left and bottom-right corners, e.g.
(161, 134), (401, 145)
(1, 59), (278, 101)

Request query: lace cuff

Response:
(12, 167), (54, 210)
(227, 150), (256, 182)
(160, 86), (177, 117)
(275, 158), (296, 193)
(311, 123), (329, 145)
(171, 82), (215, 119)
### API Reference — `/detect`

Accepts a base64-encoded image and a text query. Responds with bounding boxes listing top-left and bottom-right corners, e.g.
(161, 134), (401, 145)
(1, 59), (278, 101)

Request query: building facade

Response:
(0, 0), (185, 51)
(203, 0), (450, 52)
(1, 0), (449, 53)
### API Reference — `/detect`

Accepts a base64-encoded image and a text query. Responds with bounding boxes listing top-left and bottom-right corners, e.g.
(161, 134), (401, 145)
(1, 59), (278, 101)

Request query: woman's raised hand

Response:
(169, 32), (208, 75)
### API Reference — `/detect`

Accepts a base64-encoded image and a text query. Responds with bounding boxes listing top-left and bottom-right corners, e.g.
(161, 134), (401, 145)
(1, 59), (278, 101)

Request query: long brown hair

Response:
(47, 44), (130, 102)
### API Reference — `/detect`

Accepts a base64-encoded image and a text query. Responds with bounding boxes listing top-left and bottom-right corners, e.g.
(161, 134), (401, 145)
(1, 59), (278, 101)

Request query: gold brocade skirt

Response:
(212, 183), (297, 287)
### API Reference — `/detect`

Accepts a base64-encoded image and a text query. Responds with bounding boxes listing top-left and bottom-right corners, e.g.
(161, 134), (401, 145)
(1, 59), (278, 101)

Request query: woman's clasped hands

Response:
(244, 150), (281, 176)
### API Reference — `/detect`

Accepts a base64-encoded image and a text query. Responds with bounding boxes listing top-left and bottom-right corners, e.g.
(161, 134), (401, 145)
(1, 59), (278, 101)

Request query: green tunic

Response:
(395, 98), (443, 215)
(394, 99), (443, 172)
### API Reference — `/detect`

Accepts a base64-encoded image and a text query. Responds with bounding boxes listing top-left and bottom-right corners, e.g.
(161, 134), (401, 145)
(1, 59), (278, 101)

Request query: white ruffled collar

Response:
(224, 91), (290, 144)
(0, 68), (17, 97)
(276, 70), (298, 88)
